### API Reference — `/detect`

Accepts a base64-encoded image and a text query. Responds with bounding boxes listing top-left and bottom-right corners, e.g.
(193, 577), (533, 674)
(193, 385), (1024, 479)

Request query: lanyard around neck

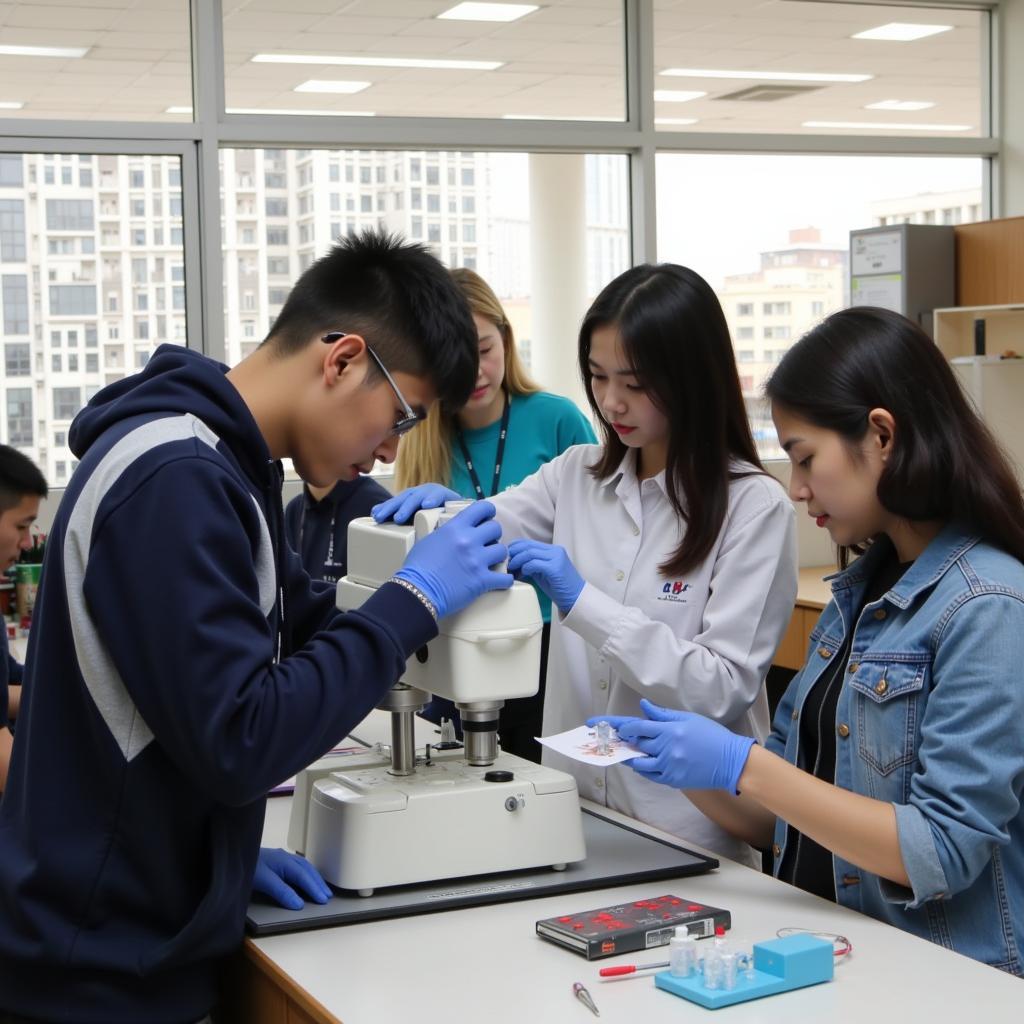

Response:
(456, 393), (511, 500)
(299, 500), (339, 566)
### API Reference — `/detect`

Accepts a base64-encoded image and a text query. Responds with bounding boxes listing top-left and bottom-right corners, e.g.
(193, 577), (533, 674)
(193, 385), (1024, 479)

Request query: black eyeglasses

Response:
(322, 332), (424, 437)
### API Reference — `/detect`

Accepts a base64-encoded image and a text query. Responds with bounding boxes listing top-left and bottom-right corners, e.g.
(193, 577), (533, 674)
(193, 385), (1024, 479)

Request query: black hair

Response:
(0, 445), (48, 514)
(766, 306), (1024, 564)
(263, 229), (478, 411)
(579, 263), (763, 578)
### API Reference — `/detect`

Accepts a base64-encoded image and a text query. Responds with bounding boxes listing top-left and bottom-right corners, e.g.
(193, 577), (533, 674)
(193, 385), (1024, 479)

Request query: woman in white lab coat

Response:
(375, 264), (797, 866)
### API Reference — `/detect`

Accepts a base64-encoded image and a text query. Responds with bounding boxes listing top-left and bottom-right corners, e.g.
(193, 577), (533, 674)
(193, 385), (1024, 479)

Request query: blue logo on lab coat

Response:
(658, 580), (691, 603)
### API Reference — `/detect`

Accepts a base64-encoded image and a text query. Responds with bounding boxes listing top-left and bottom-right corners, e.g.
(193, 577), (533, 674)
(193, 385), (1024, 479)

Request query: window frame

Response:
(0, 0), (999, 446)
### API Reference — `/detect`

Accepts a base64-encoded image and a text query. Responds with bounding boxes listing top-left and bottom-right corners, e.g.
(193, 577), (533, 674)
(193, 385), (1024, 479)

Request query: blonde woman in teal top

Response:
(395, 268), (596, 759)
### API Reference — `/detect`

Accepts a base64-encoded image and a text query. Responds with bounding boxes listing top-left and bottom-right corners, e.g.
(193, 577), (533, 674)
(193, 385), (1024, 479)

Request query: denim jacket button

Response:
(874, 679), (888, 696)
(847, 662), (859, 674)
(842, 873), (860, 886)
(873, 608), (887, 621)
(837, 723), (850, 738)
(772, 843), (781, 858)
(818, 647), (832, 658)
(791, 708), (799, 720)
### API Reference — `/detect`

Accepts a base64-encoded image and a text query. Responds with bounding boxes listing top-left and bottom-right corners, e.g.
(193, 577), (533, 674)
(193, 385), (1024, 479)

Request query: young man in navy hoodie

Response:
(0, 231), (512, 1024)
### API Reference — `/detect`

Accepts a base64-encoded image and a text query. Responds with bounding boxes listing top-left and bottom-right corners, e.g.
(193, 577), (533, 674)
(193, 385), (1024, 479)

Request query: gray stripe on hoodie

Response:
(63, 413), (275, 760)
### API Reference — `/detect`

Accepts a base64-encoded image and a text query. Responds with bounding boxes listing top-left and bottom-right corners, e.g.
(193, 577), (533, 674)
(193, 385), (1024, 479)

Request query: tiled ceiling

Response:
(0, 0), (984, 135)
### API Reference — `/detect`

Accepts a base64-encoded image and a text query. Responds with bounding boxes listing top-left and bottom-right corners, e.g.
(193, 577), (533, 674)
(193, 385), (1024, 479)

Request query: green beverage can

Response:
(14, 563), (42, 620)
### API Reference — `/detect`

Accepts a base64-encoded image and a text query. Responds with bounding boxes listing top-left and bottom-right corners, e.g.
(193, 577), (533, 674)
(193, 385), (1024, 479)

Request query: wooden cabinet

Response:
(772, 566), (835, 671)
(221, 942), (340, 1024)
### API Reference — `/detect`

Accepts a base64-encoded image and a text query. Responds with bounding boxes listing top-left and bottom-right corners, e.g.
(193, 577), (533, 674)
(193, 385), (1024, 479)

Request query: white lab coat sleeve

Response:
(562, 495), (797, 723)
(489, 447), (573, 545)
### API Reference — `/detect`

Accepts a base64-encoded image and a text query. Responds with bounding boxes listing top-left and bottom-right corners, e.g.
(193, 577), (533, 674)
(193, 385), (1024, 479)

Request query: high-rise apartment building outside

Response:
(720, 227), (847, 457)
(1, 150), (628, 482)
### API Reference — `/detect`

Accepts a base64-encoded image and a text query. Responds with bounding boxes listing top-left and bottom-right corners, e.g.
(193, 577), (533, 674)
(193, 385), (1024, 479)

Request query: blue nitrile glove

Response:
(506, 539), (585, 616)
(395, 500), (512, 618)
(252, 847), (332, 911)
(372, 483), (461, 525)
(587, 699), (756, 794)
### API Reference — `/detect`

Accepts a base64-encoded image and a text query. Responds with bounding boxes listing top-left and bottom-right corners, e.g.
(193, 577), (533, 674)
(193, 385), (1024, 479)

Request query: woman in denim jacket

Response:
(597, 307), (1024, 974)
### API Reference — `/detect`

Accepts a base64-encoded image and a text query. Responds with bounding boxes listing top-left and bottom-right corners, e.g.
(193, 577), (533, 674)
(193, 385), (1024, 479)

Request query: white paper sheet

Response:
(536, 724), (644, 767)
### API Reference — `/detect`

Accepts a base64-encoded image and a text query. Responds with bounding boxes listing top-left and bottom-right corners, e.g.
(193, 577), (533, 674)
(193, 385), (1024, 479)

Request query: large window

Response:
(657, 152), (984, 457)
(0, 154), (186, 484)
(220, 149), (631, 370)
(0, 1), (996, 481)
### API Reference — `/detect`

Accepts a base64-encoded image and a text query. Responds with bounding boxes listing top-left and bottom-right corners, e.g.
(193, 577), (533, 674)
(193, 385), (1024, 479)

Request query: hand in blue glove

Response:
(587, 699), (755, 794)
(506, 539), (585, 616)
(372, 484), (460, 525)
(251, 847), (332, 911)
(395, 500), (512, 618)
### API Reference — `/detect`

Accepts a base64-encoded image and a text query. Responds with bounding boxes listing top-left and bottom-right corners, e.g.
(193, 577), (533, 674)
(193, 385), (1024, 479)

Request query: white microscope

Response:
(287, 503), (586, 896)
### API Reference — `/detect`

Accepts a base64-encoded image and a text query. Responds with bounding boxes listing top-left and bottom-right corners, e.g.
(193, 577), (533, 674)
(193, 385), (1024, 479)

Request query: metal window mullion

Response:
(0, 137), (194, 156)
(190, 0), (227, 362)
(0, 119), (200, 142)
(625, 0), (657, 264)
(986, 3), (1000, 217)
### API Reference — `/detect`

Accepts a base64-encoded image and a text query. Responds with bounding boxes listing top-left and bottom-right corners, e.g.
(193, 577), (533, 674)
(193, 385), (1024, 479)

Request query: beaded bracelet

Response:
(388, 575), (439, 621)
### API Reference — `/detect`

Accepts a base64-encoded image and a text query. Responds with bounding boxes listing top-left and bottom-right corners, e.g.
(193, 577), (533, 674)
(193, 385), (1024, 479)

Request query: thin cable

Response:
(776, 927), (853, 960)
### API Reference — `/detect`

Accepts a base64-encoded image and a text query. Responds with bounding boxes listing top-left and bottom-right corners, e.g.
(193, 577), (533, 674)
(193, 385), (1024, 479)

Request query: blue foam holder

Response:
(654, 933), (834, 1009)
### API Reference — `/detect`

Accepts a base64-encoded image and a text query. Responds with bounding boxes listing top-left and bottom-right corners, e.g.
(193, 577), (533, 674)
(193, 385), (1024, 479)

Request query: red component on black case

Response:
(535, 894), (731, 960)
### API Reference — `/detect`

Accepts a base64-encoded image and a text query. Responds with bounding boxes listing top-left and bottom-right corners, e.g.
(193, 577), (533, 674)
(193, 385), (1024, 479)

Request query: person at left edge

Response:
(284, 474), (391, 584)
(0, 230), (512, 1024)
(0, 446), (47, 795)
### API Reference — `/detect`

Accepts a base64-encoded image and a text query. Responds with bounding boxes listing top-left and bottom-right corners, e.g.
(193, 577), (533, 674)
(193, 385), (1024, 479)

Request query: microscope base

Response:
(301, 750), (586, 895)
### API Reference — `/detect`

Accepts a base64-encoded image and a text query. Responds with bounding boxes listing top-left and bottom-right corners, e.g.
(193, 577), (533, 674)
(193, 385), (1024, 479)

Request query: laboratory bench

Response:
(222, 767), (1021, 1022)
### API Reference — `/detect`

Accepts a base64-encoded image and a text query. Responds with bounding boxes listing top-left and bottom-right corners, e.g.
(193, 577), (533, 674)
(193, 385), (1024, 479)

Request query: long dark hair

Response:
(766, 306), (1024, 564)
(579, 263), (763, 577)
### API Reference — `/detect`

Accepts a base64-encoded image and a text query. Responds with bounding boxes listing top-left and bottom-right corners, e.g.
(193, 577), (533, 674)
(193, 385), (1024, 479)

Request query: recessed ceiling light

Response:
(437, 3), (538, 22)
(803, 120), (970, 132)
(853, 23), (952, 42)
(294, 80), (371, 95)
(0, 100), (24, 109)
(0, 44), (89, 58)
(252, 53), (502, 71)
(866, 100), (935, 111)
(165, 106), (193, 114)
(655, 117), (699, 126)
(661, 68), (872, 84)
(653, 90), (706, 103)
